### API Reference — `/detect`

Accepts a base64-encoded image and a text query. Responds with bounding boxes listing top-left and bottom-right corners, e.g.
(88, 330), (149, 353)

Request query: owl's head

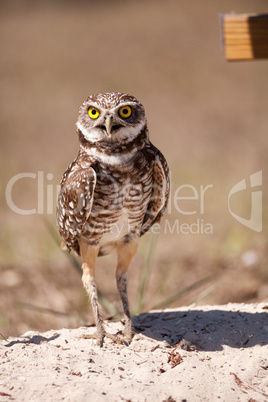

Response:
(76, 92), (147, 146)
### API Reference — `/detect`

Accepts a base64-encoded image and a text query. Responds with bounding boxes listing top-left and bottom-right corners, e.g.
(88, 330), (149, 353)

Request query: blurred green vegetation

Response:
(0, 0), (267, 336)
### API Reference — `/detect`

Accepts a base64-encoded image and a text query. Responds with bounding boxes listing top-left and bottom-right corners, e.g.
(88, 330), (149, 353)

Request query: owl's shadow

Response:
(4, 333), (60, 348)
(132, 308), (268, 352)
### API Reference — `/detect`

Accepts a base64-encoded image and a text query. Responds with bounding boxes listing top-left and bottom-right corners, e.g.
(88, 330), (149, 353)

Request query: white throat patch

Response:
(76, 120), (146, 144)
(76, 122), (104, 142)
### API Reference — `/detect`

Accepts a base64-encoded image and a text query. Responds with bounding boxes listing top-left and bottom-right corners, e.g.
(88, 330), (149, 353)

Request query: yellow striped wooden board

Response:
(221, 13), (268, 61)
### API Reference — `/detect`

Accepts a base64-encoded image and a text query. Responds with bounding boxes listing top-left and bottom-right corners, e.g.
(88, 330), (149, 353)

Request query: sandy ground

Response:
(1, 303), (268, 402)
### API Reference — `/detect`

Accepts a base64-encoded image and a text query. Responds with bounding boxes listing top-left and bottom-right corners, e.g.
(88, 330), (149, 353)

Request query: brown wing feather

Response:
(56, 167), (96, 254)
(141, 150), (170, 236)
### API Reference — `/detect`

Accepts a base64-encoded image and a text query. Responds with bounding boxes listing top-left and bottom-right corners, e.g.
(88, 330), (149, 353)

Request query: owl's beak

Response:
(104, 115), (113, 138)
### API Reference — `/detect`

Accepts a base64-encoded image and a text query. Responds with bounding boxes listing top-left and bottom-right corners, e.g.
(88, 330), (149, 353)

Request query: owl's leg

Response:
(79, 239), (105, 346)
(115, 238), (139, 343)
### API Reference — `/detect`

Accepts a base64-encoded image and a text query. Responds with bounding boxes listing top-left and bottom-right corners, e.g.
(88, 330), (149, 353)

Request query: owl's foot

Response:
(121, 317), (135, 343)
(82, 322), (134, 347)
(82, 330), (133, 347)
(104, 322), (135, 346)
(82, 329), (105, 347)
(105, 331), (132, 346)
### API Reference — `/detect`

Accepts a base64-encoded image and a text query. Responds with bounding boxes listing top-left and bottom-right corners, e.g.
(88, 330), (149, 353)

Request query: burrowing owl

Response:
(57, 92), (170, 346)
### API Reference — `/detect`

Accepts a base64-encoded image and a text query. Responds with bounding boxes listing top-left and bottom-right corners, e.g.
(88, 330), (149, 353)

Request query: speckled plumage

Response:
(56, 92), (170, 346)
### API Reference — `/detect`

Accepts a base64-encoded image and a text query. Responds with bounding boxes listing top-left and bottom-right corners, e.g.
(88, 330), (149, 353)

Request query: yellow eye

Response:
(88, 107), (100, 119)
(119, 105), (132, 119)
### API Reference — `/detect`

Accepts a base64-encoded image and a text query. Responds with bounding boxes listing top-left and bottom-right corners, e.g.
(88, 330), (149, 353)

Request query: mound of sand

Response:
(1, 303), (268, 401)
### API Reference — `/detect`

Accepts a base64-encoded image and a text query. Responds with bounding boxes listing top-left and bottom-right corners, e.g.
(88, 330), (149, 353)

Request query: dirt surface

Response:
(1, 303), (267, 401)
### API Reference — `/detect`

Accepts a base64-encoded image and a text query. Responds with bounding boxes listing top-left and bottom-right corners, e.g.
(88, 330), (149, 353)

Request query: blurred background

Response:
(1, 0), (267, 337)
